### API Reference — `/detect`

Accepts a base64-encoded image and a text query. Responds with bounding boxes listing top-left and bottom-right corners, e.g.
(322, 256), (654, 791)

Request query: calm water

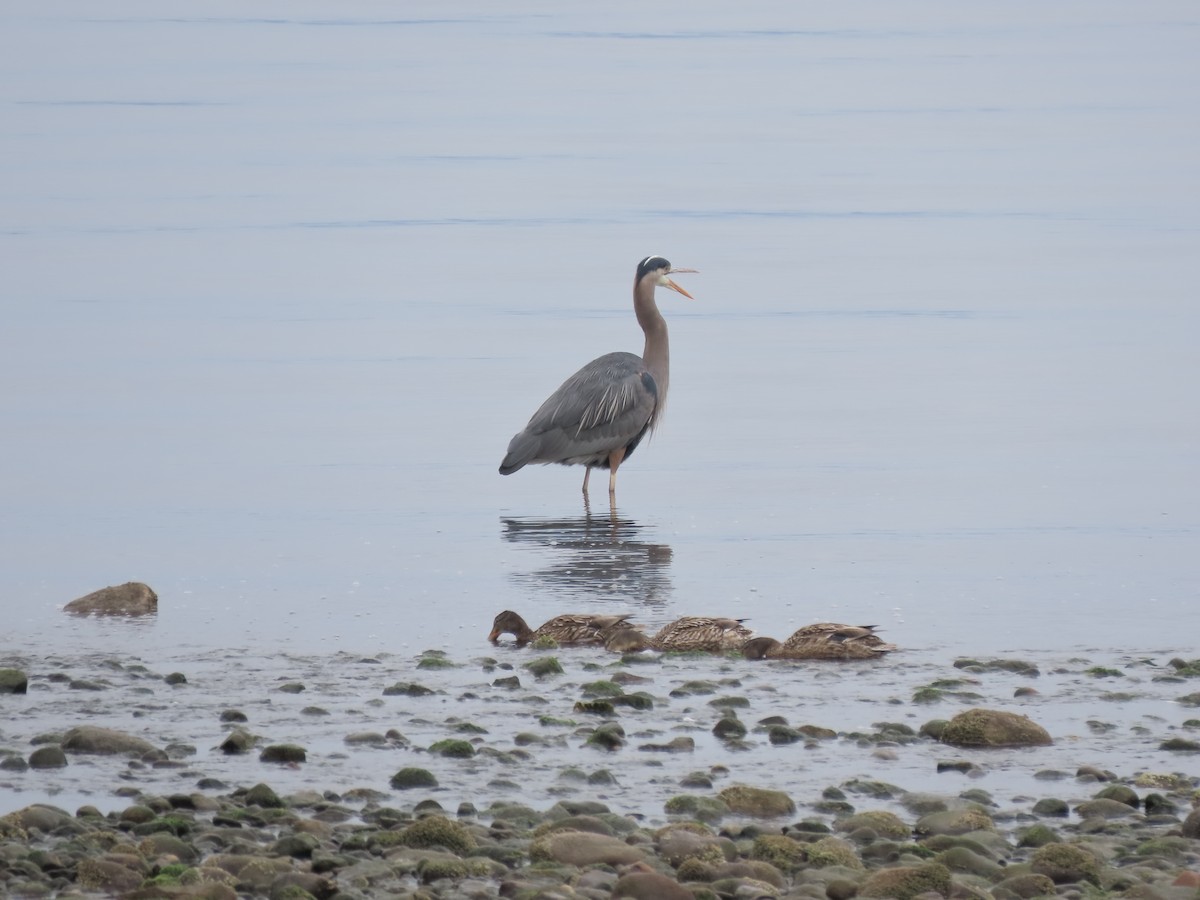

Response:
(1, 3), (1198, 817)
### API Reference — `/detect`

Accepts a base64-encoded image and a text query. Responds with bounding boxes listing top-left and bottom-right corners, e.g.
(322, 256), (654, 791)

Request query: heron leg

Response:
(581, 466), (591, 496)
(606, 447), (627, 496)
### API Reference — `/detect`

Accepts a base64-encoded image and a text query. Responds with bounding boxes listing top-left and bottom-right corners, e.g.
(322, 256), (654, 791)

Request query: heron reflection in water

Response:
(499, 255), (695, 498)
(500, 510), (672, 609)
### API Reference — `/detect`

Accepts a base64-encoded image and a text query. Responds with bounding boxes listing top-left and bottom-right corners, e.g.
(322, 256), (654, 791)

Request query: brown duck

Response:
(604, 616), (752, 652)
(487, 610), (632, 646)
(741, 623), (896, 660)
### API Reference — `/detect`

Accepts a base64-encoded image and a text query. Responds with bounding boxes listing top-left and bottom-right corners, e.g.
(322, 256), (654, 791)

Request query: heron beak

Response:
(662, 276), (695, 300)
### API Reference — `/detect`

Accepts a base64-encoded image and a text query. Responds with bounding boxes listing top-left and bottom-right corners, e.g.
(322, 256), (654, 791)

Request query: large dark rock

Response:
(0, 668), (28, 694)
(64, 582), (157, 617)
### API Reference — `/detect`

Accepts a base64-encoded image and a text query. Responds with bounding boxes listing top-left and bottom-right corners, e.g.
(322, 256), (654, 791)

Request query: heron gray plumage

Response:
(499, 255), (695, 496)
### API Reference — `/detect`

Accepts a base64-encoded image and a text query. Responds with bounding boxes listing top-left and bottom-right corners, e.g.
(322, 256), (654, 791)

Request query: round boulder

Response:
(61, 726), (159, 756)
(718, 784), (796, 818)
(939, 708), (1052, 748)
(0, 668), (28, 694)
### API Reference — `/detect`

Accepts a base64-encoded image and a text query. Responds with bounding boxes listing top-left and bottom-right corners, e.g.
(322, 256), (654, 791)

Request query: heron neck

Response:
(635, 281), (670, 408)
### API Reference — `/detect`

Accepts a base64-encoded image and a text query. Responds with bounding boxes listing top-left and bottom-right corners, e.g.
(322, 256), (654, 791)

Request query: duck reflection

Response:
(500, 506), (672, 607)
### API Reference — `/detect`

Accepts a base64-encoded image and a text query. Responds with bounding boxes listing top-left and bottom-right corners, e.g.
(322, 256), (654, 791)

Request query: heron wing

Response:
(500, 352), (658, 471)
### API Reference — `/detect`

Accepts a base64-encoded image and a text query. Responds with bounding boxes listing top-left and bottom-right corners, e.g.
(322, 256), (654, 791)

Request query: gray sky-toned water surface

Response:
(2, 2), (1198, 663)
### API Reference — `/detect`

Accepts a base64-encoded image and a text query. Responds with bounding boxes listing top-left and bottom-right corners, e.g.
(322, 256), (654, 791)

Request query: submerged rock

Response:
(64, 581), (158, 616)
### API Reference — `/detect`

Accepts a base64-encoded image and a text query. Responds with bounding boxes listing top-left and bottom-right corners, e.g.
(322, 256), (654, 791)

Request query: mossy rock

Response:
(585, 722), (625, 750)
(401, 815), (477, 855)
(1029, 841), (1101, 884)
(243, 783), (285, 808)
(664, 794), (729, 823)
(259, 744), (306, 763)
(859, 862), (952, 899)
(953, 657), (1040, 676)
(0, 668), (28, 694)
(718, 785), (795, 818)
(935, 845), (1004, 880)
(1159, 737), (1200, 751)
(611, 691), (654, 710)
(581, 680), (624, 697)
(383, 681), (434, 696)
(750, 834), (807, 868)
(417, 656), (459, 670)
(575, 699), (616, 715)
(805, 836), (864, 870)
(523, 656), (564, 678)
(390, 767), (438, 789)
(914, 808), (995, 836)
(939, 708), (1052, 748)
(669, 680), (718, 696)
(428, 739), (475, 758)
(992, 873), (1056, 898)
(1134, 835), (1191, 862)
(1017, 823), (1059, 847)
(836, 810), (911, 840)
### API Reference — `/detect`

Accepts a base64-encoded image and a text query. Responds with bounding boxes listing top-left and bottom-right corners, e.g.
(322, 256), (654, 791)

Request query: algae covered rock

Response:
(391, 767), (439, 790)
(914, 807), (995, 836)
(751, 834), (807, 868)
(664, 794), (728, 823)
(523, 656), (564, 679)
(805, 836), (865, 869)
(428, 739), (476, 758)
(259, 743), (306, 763)
(939, 708), (1052, 748)
(836, 809), (911, 840)
(1030, 841), (1101, 884)
(718, 784), (796, 818)
(400, 815), (476, 855)
(859, 861), (952, 899)
(0, 668), (28, 694)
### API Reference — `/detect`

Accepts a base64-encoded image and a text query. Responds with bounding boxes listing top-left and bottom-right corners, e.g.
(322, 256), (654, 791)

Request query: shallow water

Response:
(2, 3), (1198, 817)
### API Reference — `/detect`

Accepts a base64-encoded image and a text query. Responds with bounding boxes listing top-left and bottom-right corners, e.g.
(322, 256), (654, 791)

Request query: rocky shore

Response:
(2, 648), (1199, 898)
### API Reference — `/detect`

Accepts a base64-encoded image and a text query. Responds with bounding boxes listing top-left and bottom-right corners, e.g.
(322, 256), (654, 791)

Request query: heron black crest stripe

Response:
(636, 255), (670, 279)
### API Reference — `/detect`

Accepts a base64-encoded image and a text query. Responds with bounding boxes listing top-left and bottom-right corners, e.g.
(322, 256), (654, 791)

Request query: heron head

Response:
(637, 255), (696, 299)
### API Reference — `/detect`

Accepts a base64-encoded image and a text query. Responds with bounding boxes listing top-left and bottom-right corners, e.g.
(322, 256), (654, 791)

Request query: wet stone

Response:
(28, 746), (68, 769)
(259, 743), (306, 763)
(0, 668), (29, 694)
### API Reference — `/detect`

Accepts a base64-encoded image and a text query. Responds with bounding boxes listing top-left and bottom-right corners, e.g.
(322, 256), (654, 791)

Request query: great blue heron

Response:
(499, 255), (696, 496)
